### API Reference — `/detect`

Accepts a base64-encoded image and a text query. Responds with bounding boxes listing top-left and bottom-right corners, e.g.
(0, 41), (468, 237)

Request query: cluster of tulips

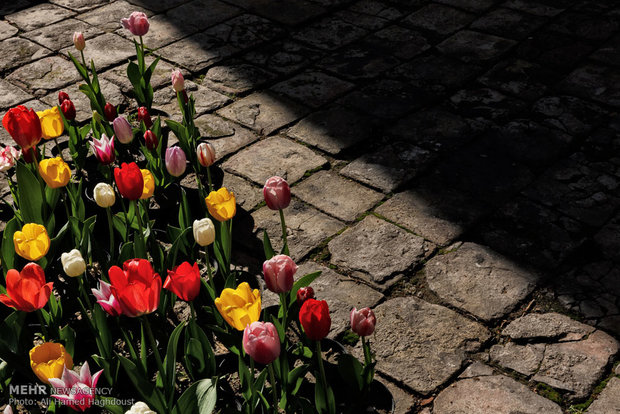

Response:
(0, 11), (379, 414)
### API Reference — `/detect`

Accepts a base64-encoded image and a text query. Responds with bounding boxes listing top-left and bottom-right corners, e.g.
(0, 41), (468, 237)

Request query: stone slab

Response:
(559, 64), (620, 108)
(363, 25), (430, 60)
(242, 40), (323, 75)
(271, 71), (354, 109)
(221, 173), (262, 211)
(222, 136), (327, 185)
(153, 81), (231, 122)
(0, 21), (18, 41)
(165, 0), (241, 33)
(532, 96), (607, 136)
(490, 343), (545, 376)
(591, 34), (620, 67)
(470, 7), (546, 40)
(595, 212), (620, 261)
(22, 18), (104, 51)
(6, 57), (81, 97)
(502, 0), (565, 17)
(0, 37), (51, 73)
(436, 0), (497, 12)
(479, 58), (554, 101)
(292, 16), (368, 50)
(517, 29), (593, 73)
(337, 80), (427, 119)
(437, 30), (517, 63)
(50, 0), (111, 11)
(503, 313), (596, 342)
(194, 114), (259, 160)
(77, 1), (153, 33)
(449, 87), (527, 123)
(59, 33), (135, 71)
(220, 0), (325, 26)
(101, 59), (188, 94)
(0, 79), (34, 111)
(402, 4), (475, 36)
(6, 3), (75, 31)
(156, 31), (237, 73)
(116, 14), (189, 49)
(204, 63), (277, 95)
(587, 377), (620, 413)
(126, 0), (188, 13)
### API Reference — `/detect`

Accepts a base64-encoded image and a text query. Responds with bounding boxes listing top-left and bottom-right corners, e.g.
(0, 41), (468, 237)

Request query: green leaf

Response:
(140, 323), (148, 373)
(238, 354), (253, 402)
(337, 354), (363, 392)
(67, 51), (89, 82)
(178, 188), (191, 229)
(263, 230), (275, 260)
(59, 325), (76, 358)
(144, 57), (160, 86)
(172, 378), (217, 414)
(163, 322), (186, 400)
(185, 320), (216, 380)
(119, 242), (135, 263)
(117, 354), (167, 413)
(93, 305), (113, 357)
(166, 227), (191, 270)
(1, 217), (18, 276)
(288, 364), (310, 395)
(16, 162), (43, 223)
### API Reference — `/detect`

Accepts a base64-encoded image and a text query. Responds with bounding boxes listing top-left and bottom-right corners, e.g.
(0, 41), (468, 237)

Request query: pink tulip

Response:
(243, 322), (281, 365)
(120, 12), (149, 37)
(350, 307), (376, 337)
(92, 134), (115, 165)
(165, 146), (186, 177)
(197, 142), (215, 167)
(262, 254), (297, 294)
(263, 176), (291, 210)
(49, 362), (103, 412)
(113, 116), (133, 144)
(73, 32), (85, 51)
(91, 280), (122, 317)
(171, 69), (184, 92)
(0, 146), (21, 172)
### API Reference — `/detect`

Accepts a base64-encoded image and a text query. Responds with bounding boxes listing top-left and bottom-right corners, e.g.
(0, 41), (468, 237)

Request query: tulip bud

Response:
(60, 249), (86, 277)
(58, 91), (70, 105)
(193, 218), (215, 246)
(137, 107), (152, 129)
(263, 254), (297, 293)
(263, 176), (291, 210)
(297, 286), (314, 304)
(103, 103), (117, 123)
(93, 182), (115, 208)
(92, 110), (103, 124)
(165, 146), (186, 177)
(73, 32), (85, 51)
(60, 99), (76, 121)
(197, 142), (216, 167)
(124, 402), (156, 414)
(243, 322), (281, 365)
(171, 69), (184, 92)
(144, 130), (158, 150)
(113, 116), (133, 144)
(350, 307), (376, 337)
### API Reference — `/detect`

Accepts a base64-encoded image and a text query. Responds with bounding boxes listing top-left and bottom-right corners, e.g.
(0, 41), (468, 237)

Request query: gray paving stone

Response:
(101, 59), (188, 94)
(156, 31), (237, 72)
(252, 199), (344, 261)
(126, 0), (189, 13)
(0, 79), (34, 110)
(22, 19), (104, 51)
(316, 46), (401, 81)
(471, 8), (546, 40)
(437, 30), (517, 63)
(221, 173), (262, 211)
(0, 37), (51, 73)
(242, 40), (323, 75)
(587, 377), (620, 414)
(292, 16), (368, 50)
(450, 88), (527, 122)
(532, 96), (607, 136)
(502, 0), (565, 16)
(594, 212), (620, 261)
(358, 297), (489, 393)
(490, 343), (545, 376)
(591, 34), (620, 67)
(153, 81), (231, 121)
(516, 29), (593, 73)
(292, 170), (383, 221)
(436, 0), (498, 12)
(479, 59), (553, 101)
(363, 25), (430, 60)
(50, 0), (111, 11)
(340, 143), (434, 193)
(402, 4), (475, 36)
(164, 0), (241, 33)
(204, 63), (276, 95)
(271, 71), (354, 109)
(458, 362), (495, 379)
(433, 375), (563, 414)
(115, 14), (188, 49)
(0, 21), (18, 41)
(78, 1), (153, 33)
(6, 57), (81, 97)
(217, 92), (309, 135)
(286, 106), (372, 154)
(194, 114), (259, 159)
(334, 9), (391, 30)
(59, 33), (135, 71)
(220, 0), (325, 26)
(503, 313), (595, 341)
(329, 215), (429, 289)
(425, 242), (537, 320)
(559, 64), (620, 108)
(6, 3), (75, 32)
(549, 11), (618, 41)
(222, 136), (327, 185)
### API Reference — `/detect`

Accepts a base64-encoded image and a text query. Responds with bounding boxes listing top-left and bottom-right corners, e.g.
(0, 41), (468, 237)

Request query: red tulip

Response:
(108, 259), (161, 317)
(103, 103), (117, 123)
(144, 130), (158, 150)
(0, 263), (53, 312)
(58, 91), (70, 105)
(60, 99), (76, 121)
(114, 162), (144, 200)
(350, 307), (376, 337)
(2, 105), (42, 151)
(296, 286), (314, 304)
(263, 176), (291, 210)
(163, 261), (200, 302)
(243, 322), (281, 365)
(262, 254), (297, 293)
(299, 299), (331, 341)
(137, 107), (152, 129)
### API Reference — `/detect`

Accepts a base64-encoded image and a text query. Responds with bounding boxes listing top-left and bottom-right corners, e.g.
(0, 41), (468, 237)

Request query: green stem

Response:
(189, 301), (196, 321)
(315, 340), (331, 412)
(63, 191), (79, 246)
(134, 200), (146, 258)
(106, 207), (115, 259)
(142, 316), (166, 386)
(268, 363), (279, 414)
(77, 276), (93, 310)
(80, 50), (88, 76)
(52, 137), (66, 162)
(204, 246), (216, 293)
(206, 167), (213, 194)
(279, 209), (289, 255)
(36, 310), (49, 341)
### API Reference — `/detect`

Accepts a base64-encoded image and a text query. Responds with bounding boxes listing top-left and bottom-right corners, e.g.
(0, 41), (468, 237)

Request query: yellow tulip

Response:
(205, 187), (236, 222)
(13, 223), (50, 261)
(215, 282), (261, 331)
(38, 157), (70, 189)
(30, 342), (73, 384)
(140, 169), (155, 199)
(37, 107), (64, 140)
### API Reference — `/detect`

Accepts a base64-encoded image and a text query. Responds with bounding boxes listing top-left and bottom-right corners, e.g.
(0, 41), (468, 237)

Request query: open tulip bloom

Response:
(49, 362), (103, 411)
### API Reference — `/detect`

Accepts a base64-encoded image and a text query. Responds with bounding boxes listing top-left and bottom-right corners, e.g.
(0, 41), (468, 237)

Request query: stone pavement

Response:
(2, 0), (620, 412)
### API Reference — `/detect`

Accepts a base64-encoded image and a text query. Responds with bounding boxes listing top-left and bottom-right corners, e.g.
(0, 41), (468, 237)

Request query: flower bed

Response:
(0, 12), (383, 414)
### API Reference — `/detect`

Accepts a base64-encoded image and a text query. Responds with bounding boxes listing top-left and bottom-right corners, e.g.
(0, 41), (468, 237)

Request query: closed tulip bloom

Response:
(109, 259), (162, 317)
(144, 130), (158, 150)
(296, 286), (314, 304)
(263, 176), (291, 210)
(121, 11), (150, 37)
(4, 406), (13, 414)
(37, 107), (64, 140)
(58, 91), (70, 105)
(114, 162), (144, 200)
(39, 157), (71, 188)
(13, 223), (50, 261)
(137, 107), (152, 129)
(164, 261), (201, 302)
(215, 282), (261, 331)
(91, 280), (122, 317)
(299, 299), (331, 341)
(30, 342), (73, 385)
(49, 362), (103, 412)
(2, 105), (42, 151)
(197, 142), (216, 167)
(73, 32), (85, 51)
(0, 263), (52, 312)
(205, 187), (236, 222)
(350, 307), (376, 337)
(171, 69), (184, 92)
(113, 116), (133, 144)
(165, 146), (186, 177)
(263, 254), (297, 294)
(243, 322), (281, 365)
(93, 182), (115, 207)
(103, 103), (117, 123)
(0, 146), (21, 172)
(193, 218), (215, 246)
(61, 249), (86, 278)
(125, 402), (156, 414)
(92, 134), (115, 165)
(60, 99), (76, 121)
(140, 169), (155, 199)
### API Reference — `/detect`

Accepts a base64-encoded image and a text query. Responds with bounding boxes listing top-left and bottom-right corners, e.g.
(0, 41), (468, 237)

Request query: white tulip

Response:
(61, 249), (86, 277)
(193, 218), (215, 247)
(94, 182), (115, 208)
(125, 402), (156, 414)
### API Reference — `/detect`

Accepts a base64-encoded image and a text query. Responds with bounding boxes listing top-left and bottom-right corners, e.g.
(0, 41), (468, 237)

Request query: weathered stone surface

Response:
(361, 297), (489, 393)
(503, 313), (595, 341)
(292, 170), (383, 221)
(22, 19), (104, 51)
(503, 0), (565, 17)
(379, 379), (416, 414)
(126, 0), (188, 13)
(363, 25), (430, 60)
(116, 14), (188, 49)
(479, 58), (553, 101)
(153, 81), (231, 122)
(60, 33), (135, 71)
(533, 330), (619, 399)
(490, 343), (545, 376)
(532, 96), (607, 135)
(165, 0), (241, 33)
(50, 0), (110, 11)
(204, 63), (276, 95)
(0, 37), (51, 73)
(402, 4), (475, 36)
(559, 64), (620, 108)
(221, 173), (262, 211)
(595, 212), (620, 261)
(0, 21), (18, 41)
(450, 87), (527, 122)
(436, 0), (497, 12)
(156, 30), (236, 72)
(221, 0), (324, 26)
(591, 34), (620, 67)
(425, 242), (537, 320)
(6, 3), (75, 31)
(271, 71), (354, 109)
(329, 215), (428, 289)
(316, 45), (401, 80)
(286, 106), (372, 154)
(517, 29), (593, 73)
(222, 137), (326, 185)
(6, 57), (81, 96)
(292, 16), (368, 50)
(437, 30), (517, 63)
(0, 80), (33, 110)
(194, 115), (259, 159)
(471, 8), (546, 40)
(243, 40), (323, 75)
(458, 362), (495, 379)
(549, 11), (618, 41)
(217, 92), (309, 135)
(587, 377), (620, 413)
(433, 375), (563, 414)
(252, 199), (344, 261)
(78, 1), (153, 33)
(338, 80), (426, 120)
(101, 59), (187, 94)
